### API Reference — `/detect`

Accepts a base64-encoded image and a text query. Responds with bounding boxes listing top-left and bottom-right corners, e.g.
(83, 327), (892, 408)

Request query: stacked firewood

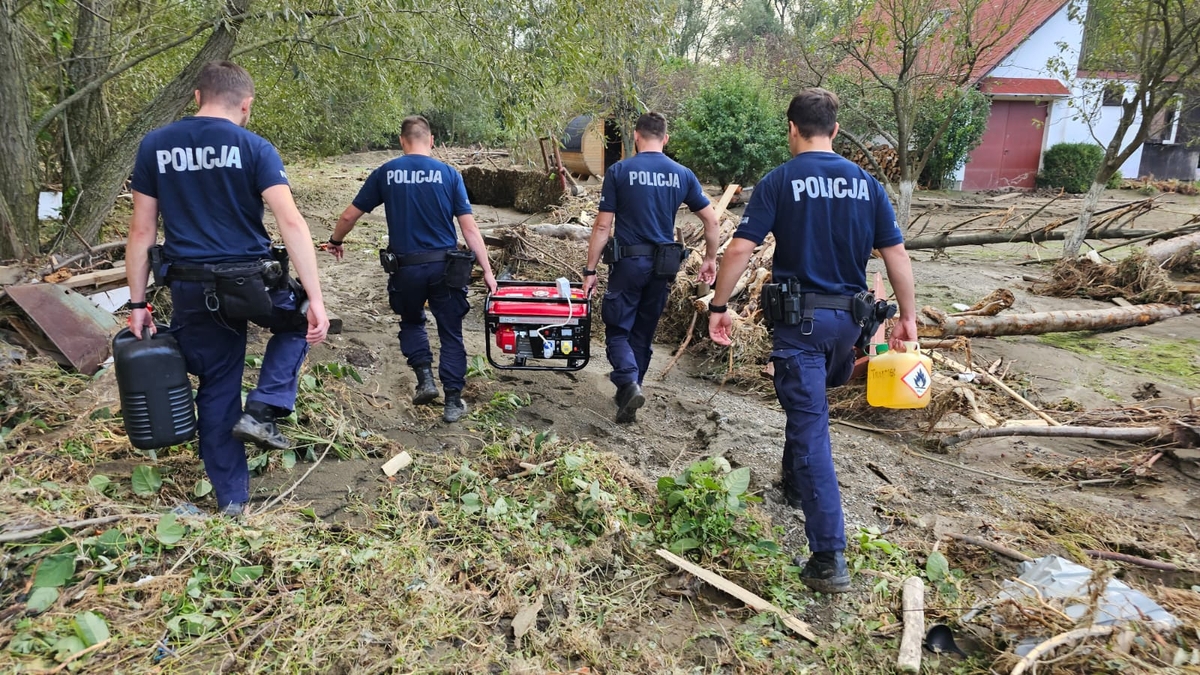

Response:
(837, 144), (902, 183)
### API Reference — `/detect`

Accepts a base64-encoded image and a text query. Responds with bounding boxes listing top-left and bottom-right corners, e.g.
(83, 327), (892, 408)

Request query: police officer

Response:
(125, 61), (330, 518)
(708, 89), (917, 593)
(327, 116), (497, 423)
(583, 112), (720, 423)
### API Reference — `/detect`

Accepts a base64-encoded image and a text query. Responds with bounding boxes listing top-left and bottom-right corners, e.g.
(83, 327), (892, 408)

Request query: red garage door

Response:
(962, 100), (1049, 190)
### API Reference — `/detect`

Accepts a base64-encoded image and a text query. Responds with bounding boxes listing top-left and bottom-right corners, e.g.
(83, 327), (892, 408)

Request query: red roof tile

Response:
(979, 77), (1070, 96)
(972, 0), (1071, 80)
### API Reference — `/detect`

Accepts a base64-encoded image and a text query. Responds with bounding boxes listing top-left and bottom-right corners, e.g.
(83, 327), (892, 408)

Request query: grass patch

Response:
(1037, 332), (1200, 388)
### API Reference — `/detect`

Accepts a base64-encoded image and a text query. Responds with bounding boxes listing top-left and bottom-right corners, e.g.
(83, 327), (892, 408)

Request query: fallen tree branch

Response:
(1084, 549), (1180, 572)
(1010, 626), (1116, 675)
(901, 447), (1043, 485)
(944, 532), (1034, 562)
(255, 442), (333, 514)
(929, 351), (1060, 426)
(659, 311), (698, 380)
(919, 304), (1186, 338)
(0, 514), (152, 543)
(507, 458), (558, 480)
(943, 425), (1169, 447)
(897, 577), (925, 673)
(905, 228), (1156, 250)
(1144, 231), (1200, 266)
(1094, 218), (1200, 254)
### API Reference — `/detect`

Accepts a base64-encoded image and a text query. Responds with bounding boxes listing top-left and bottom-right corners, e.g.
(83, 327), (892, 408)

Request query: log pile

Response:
(837, 143), (902, 183)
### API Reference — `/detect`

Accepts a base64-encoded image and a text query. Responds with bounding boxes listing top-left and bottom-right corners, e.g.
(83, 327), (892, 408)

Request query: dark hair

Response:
(786, 88), (839, 139)
(635, 112), (668, 140)
(197, 61), (254, 108)
(401, 115), (432, 140)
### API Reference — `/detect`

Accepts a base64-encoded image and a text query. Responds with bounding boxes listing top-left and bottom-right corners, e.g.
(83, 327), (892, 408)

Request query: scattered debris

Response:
(511, 595), (544, 640)
(897, 576), (925, 672)
(381, 450), (413, 477)
(4, 283), (121, 374)
(1033, 252), (1182, 304)
(462, 166), (565, 213)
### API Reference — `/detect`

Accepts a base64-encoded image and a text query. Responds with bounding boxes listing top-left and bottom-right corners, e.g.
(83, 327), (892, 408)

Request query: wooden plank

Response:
(897, 577), (925, 673)
(1177, 282), (1200, 294)
(1111, 297), (1134, 307)
(57, 264), (127, 290)
(711, 184), (740, 223)
(655, 548), (818, 644)
(986, 192), (1023, 203)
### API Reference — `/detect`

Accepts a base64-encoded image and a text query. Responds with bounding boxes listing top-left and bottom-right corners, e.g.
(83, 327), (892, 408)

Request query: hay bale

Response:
(461, 166), (565, 214)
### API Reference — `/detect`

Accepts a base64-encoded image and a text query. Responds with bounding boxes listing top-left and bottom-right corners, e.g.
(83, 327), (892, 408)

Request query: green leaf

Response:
(656, 476), (677, 495)
(26, 587), (58, 612)
(156, 513), (186, 546)
(346, 365), (363, 384)
(281, 450), (296, 471)
(669, 538), (702, 555)
(193, 478), (213, 498)
(299, 507), (317, 521)
(72, 610), (110, 647)
(88, 474), (112, 494)
(53, 635), (85, 661)
(131, 465), (162, 497)
(723, 466), (751, 496)
(666, 490), (687, 510)
(34, 553), (75, 588)
(230, 565), (264, 583)
(563, 454), (585, 471)
(926, 551), (950, 583)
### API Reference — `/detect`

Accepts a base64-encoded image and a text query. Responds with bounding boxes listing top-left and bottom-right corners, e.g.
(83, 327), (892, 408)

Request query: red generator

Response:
(485, 280), (591, 372)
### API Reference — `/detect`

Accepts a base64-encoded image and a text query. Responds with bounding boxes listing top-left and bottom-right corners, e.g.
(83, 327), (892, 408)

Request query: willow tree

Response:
(830, 0), (1036, 229)
(1058, 0), (1200, 258)
(0, 0), (660, 261)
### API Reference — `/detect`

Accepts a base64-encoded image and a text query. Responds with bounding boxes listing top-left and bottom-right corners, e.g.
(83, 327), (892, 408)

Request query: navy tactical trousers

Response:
(771, 309), (860, 554)
(169, 280), (309, 509)
(387, 261), (470, 393)
(601, 256), (671, 387)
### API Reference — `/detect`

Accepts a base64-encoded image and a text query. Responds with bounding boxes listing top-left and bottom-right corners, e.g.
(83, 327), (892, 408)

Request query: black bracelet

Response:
(582, 268), (597, 277)
(328, 237), (343, 246)
(709, 302), (727, 313)
(129, 301), (149, 309)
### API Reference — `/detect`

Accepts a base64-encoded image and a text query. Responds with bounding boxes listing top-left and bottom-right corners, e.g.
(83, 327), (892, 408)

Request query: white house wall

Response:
(953, 0), (1146, 185)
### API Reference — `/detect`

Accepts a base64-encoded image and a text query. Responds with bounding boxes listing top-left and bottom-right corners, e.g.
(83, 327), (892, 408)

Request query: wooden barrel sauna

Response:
(560, 115), (626, 178)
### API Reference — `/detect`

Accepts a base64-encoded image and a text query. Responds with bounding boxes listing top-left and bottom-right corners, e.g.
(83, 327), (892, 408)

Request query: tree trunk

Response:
(905, 227), (1156, 250)
(943, 424), (1169, 447)
(64, 0), (115, 195)
(897, 180), (914, 231)
(70, 0), (251, 248)
(0, 1), (40, 259)
(1062, 180), (1107, 258)
(1144, 231), (1200, 266)
(918, 303), (1184, 337)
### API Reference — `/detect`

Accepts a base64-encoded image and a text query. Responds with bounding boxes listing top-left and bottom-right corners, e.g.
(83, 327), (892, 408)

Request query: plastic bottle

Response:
(866, 341), (933, 409)
(113, 327), (197, 449)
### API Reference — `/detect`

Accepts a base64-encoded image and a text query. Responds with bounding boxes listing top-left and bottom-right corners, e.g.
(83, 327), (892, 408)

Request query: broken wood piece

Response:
(942, 424), (1169, 447)
(527, 223), (592, 241)
(1111, 297), (1134, 308)
(711, 184), (740, 223)
(897, 577), (925, 673)
(1010, 626), (1116, 675)
(986, 191), (1023, 202)
(1144, 231), (1200, 266)
(1177, 282), (1200, 295)
(381, 450), (413, 477)
(929, 352), (1060, 426)
(56, 264), (127, 290)
(658, 311), (698, 380)
(949, 288), (1015, 317)
(919, 303), (1184, 338)
(655, 548), (818, 644)
(943, 532), (1034, 563)
(1084, 549), (1180, 572)
(0, 514), (155, 544)
(507, 459), (558, 480)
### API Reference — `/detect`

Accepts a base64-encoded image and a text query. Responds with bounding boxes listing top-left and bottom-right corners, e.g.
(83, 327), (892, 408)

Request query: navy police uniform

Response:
(599, 152), (710, 386)
(131, 116), (309, 511)
(733, 151), (902, 553)
(351, 155), (473, 392)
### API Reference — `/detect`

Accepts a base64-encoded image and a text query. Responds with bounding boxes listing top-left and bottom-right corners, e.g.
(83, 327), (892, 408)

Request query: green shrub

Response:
(1037, 143), (1111, 194)
(670, 68), (790, 187)
(1107, 169), (1123, 189)
(917, 89), (991, 190)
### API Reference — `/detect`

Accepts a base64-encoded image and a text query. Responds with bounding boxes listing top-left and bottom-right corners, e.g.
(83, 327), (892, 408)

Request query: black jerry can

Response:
(112, 327), (197, 450)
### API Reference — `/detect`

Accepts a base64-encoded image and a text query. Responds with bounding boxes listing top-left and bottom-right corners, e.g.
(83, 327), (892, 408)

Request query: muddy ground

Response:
(251, 152), (1200, 650)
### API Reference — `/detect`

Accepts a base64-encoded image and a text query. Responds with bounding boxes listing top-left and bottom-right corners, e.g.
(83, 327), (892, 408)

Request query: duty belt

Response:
(166, 263), (226, 282)
(396, 250), (450, 266)
(619, 244), (658, 257)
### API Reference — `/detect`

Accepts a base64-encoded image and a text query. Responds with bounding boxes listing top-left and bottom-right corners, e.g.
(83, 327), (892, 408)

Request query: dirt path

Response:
(256, 153), (1200, 570)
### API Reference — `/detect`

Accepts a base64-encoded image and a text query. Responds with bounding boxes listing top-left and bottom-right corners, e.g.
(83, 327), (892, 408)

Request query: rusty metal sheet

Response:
(4, 284), (121, 375)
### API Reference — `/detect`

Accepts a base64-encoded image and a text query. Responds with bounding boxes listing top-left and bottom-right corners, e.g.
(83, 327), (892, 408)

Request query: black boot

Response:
(794, 551), (852, 594)
(443, 390), (468, 423)
(231, 401), (290, 450)
(614, 382), (645, 424)
(412, 364), (438, 405)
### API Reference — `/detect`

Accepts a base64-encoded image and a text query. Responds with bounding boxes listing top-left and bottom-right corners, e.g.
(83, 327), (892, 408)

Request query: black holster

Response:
(444, 249), (475, 288)
(601, 237), (620, 265)
(148, 245), (165, 287)
(380, 249), (399, 274)
(852, 291), (897, 352)
(210, 261), (279, 320)
(652, 242), (688, 279)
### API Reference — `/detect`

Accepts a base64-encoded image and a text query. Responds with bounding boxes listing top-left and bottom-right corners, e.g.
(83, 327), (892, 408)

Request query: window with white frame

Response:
(1150, 97), (1183, 144)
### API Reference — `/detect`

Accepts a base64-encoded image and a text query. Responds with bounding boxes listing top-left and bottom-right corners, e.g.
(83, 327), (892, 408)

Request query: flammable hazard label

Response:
(901, 361), (931, 397)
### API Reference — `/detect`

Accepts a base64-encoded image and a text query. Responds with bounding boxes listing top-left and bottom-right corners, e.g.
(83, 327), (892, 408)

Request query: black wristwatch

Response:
(128, 301), (149, 309)
(582, 267), (597, 277)
(328, 237), (343, 246)
(708, 302), (727, 313)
